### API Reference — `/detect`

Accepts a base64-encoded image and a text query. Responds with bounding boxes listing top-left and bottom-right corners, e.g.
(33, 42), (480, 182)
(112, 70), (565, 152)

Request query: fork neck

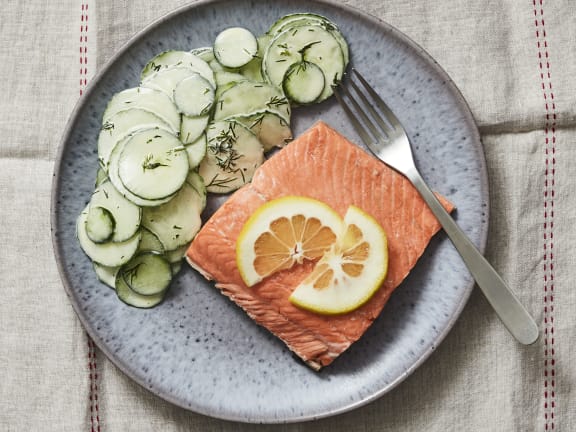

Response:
(399, 164), (420, 184)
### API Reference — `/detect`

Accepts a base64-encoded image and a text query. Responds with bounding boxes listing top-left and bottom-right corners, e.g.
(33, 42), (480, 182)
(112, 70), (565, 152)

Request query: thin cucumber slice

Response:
(266, 13), (349, 64)
(165, 245), (189, 264)
(115, 271), (165, 309)
(213, 70), (246, 101)
(215, 71), (246, 88)
(77, 205), (141, 267)
(141, 66), (195, 99)
(238, 58), (263, 82)
(190, 47), (214, 62)
(171, 260), (183, 276)
(85, 206), (114, 243)
(138, 227), (165, 254)
(95, 167), (108, 186)
(214, 80), (291, 124)
(233, 111), (292, 151)
(208, 58), (235, 73)
(95, 228), (166, 290)
(282, 61), (325, 105)
(140, 50), (216, 88)
(186, 170), (207, 209)
(173, 73), (215, 116)
(262, 25), (345, 102)
(238, 34), (270, 82)
(166, 245), (186, 275)
(268, 12), (329, 34)
(117, 128), (189, 201)
(185, 133), (207, 170)
(141, 180), (205, 250)
(199, 120), (264, 194)
(214, 27), (258, 68)
(214, 80), (239, 101)
(98, 108), (171, 170)
(90, 181), (141, 242)
(180, 114), (209, 144)
(108, 132), (177, 207)
(93, 262), (118, 289)
(102, 87), (181, 133)
(141, 66), (213, 105)
(119, 252), (172, 296)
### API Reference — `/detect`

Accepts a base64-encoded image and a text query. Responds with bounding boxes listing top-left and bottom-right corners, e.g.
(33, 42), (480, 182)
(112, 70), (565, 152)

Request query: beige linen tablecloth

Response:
(2, 0), (575, 430)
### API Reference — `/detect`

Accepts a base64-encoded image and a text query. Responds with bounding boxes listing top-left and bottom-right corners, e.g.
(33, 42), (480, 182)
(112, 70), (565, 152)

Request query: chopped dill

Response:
(266, 95), (288, 109)
(208, 122), (243, 172)
(142, 153), (169, 171)
(206, 174), (237, 189)
(123, 262), (143, 285)
(298, 41), (321, 56)
(248, 114), (265, 130)
(102, 121), (114, 133)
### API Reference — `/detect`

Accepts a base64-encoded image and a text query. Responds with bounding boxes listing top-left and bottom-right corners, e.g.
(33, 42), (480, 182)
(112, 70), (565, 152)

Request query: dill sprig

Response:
(266, 95), (288, 109)
(320, 21), (337, 32)
(207, 123), (243, 172)
(102, 121), (114, 134)
(298, 40), (321, 56)
(248, 114), (265, 131)
(142, 153), (169, 171)
(123, 262), (143, 286)
(277, 42), (291, 57)
(206, 174), (237, 189)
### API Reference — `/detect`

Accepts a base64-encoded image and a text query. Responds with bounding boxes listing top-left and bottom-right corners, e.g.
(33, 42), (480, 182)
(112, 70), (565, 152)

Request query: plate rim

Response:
(51, 0), (489, 423)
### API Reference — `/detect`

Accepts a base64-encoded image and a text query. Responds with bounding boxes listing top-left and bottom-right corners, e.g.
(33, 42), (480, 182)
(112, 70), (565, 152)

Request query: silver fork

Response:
(334, 69), (538, 345)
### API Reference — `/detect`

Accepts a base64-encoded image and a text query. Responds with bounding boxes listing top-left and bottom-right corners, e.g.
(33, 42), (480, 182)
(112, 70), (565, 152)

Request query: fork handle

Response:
(406, 168), (539, 345)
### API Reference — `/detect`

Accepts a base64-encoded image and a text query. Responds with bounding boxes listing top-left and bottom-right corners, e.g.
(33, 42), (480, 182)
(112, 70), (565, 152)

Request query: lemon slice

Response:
(236, 196), (344, 286)
(289, 205), (388, 314)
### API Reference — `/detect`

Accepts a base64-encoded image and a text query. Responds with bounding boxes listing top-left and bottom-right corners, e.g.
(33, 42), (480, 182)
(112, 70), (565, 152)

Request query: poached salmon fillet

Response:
(186, 121), (454, 370)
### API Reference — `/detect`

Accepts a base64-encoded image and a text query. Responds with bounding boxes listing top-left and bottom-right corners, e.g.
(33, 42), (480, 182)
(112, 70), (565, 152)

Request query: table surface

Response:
(2, 0), (575, 430)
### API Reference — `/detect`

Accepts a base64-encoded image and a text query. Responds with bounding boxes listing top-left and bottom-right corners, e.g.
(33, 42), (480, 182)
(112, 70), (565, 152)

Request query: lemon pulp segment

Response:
(236, 196), (343, 287)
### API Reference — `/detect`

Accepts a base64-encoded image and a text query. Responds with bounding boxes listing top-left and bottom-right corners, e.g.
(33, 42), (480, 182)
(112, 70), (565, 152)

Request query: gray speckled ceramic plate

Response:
(52, 0), (488, 423)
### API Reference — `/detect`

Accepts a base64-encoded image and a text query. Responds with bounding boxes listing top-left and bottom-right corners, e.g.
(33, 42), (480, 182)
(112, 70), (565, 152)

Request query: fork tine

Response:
(352, 69), (401, 131)
(333, 86), (377, 148)
(335, 80), (383, 141)
(347, 76), (394, 137)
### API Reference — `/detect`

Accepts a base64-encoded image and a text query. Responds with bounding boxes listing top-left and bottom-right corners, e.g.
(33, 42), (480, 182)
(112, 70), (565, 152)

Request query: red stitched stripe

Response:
(532, 0), (557, 430)
(88, 337), (101, 432)
(80, 2), (89, 96)
(79, 2), (100, 431)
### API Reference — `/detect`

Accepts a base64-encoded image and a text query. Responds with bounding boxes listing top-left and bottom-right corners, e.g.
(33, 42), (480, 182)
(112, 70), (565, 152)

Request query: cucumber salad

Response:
(77, 13), (349, 308)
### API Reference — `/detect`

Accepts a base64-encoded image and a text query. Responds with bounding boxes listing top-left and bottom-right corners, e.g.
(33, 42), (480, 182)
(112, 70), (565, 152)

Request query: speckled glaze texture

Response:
(51, 0), (488, 423)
